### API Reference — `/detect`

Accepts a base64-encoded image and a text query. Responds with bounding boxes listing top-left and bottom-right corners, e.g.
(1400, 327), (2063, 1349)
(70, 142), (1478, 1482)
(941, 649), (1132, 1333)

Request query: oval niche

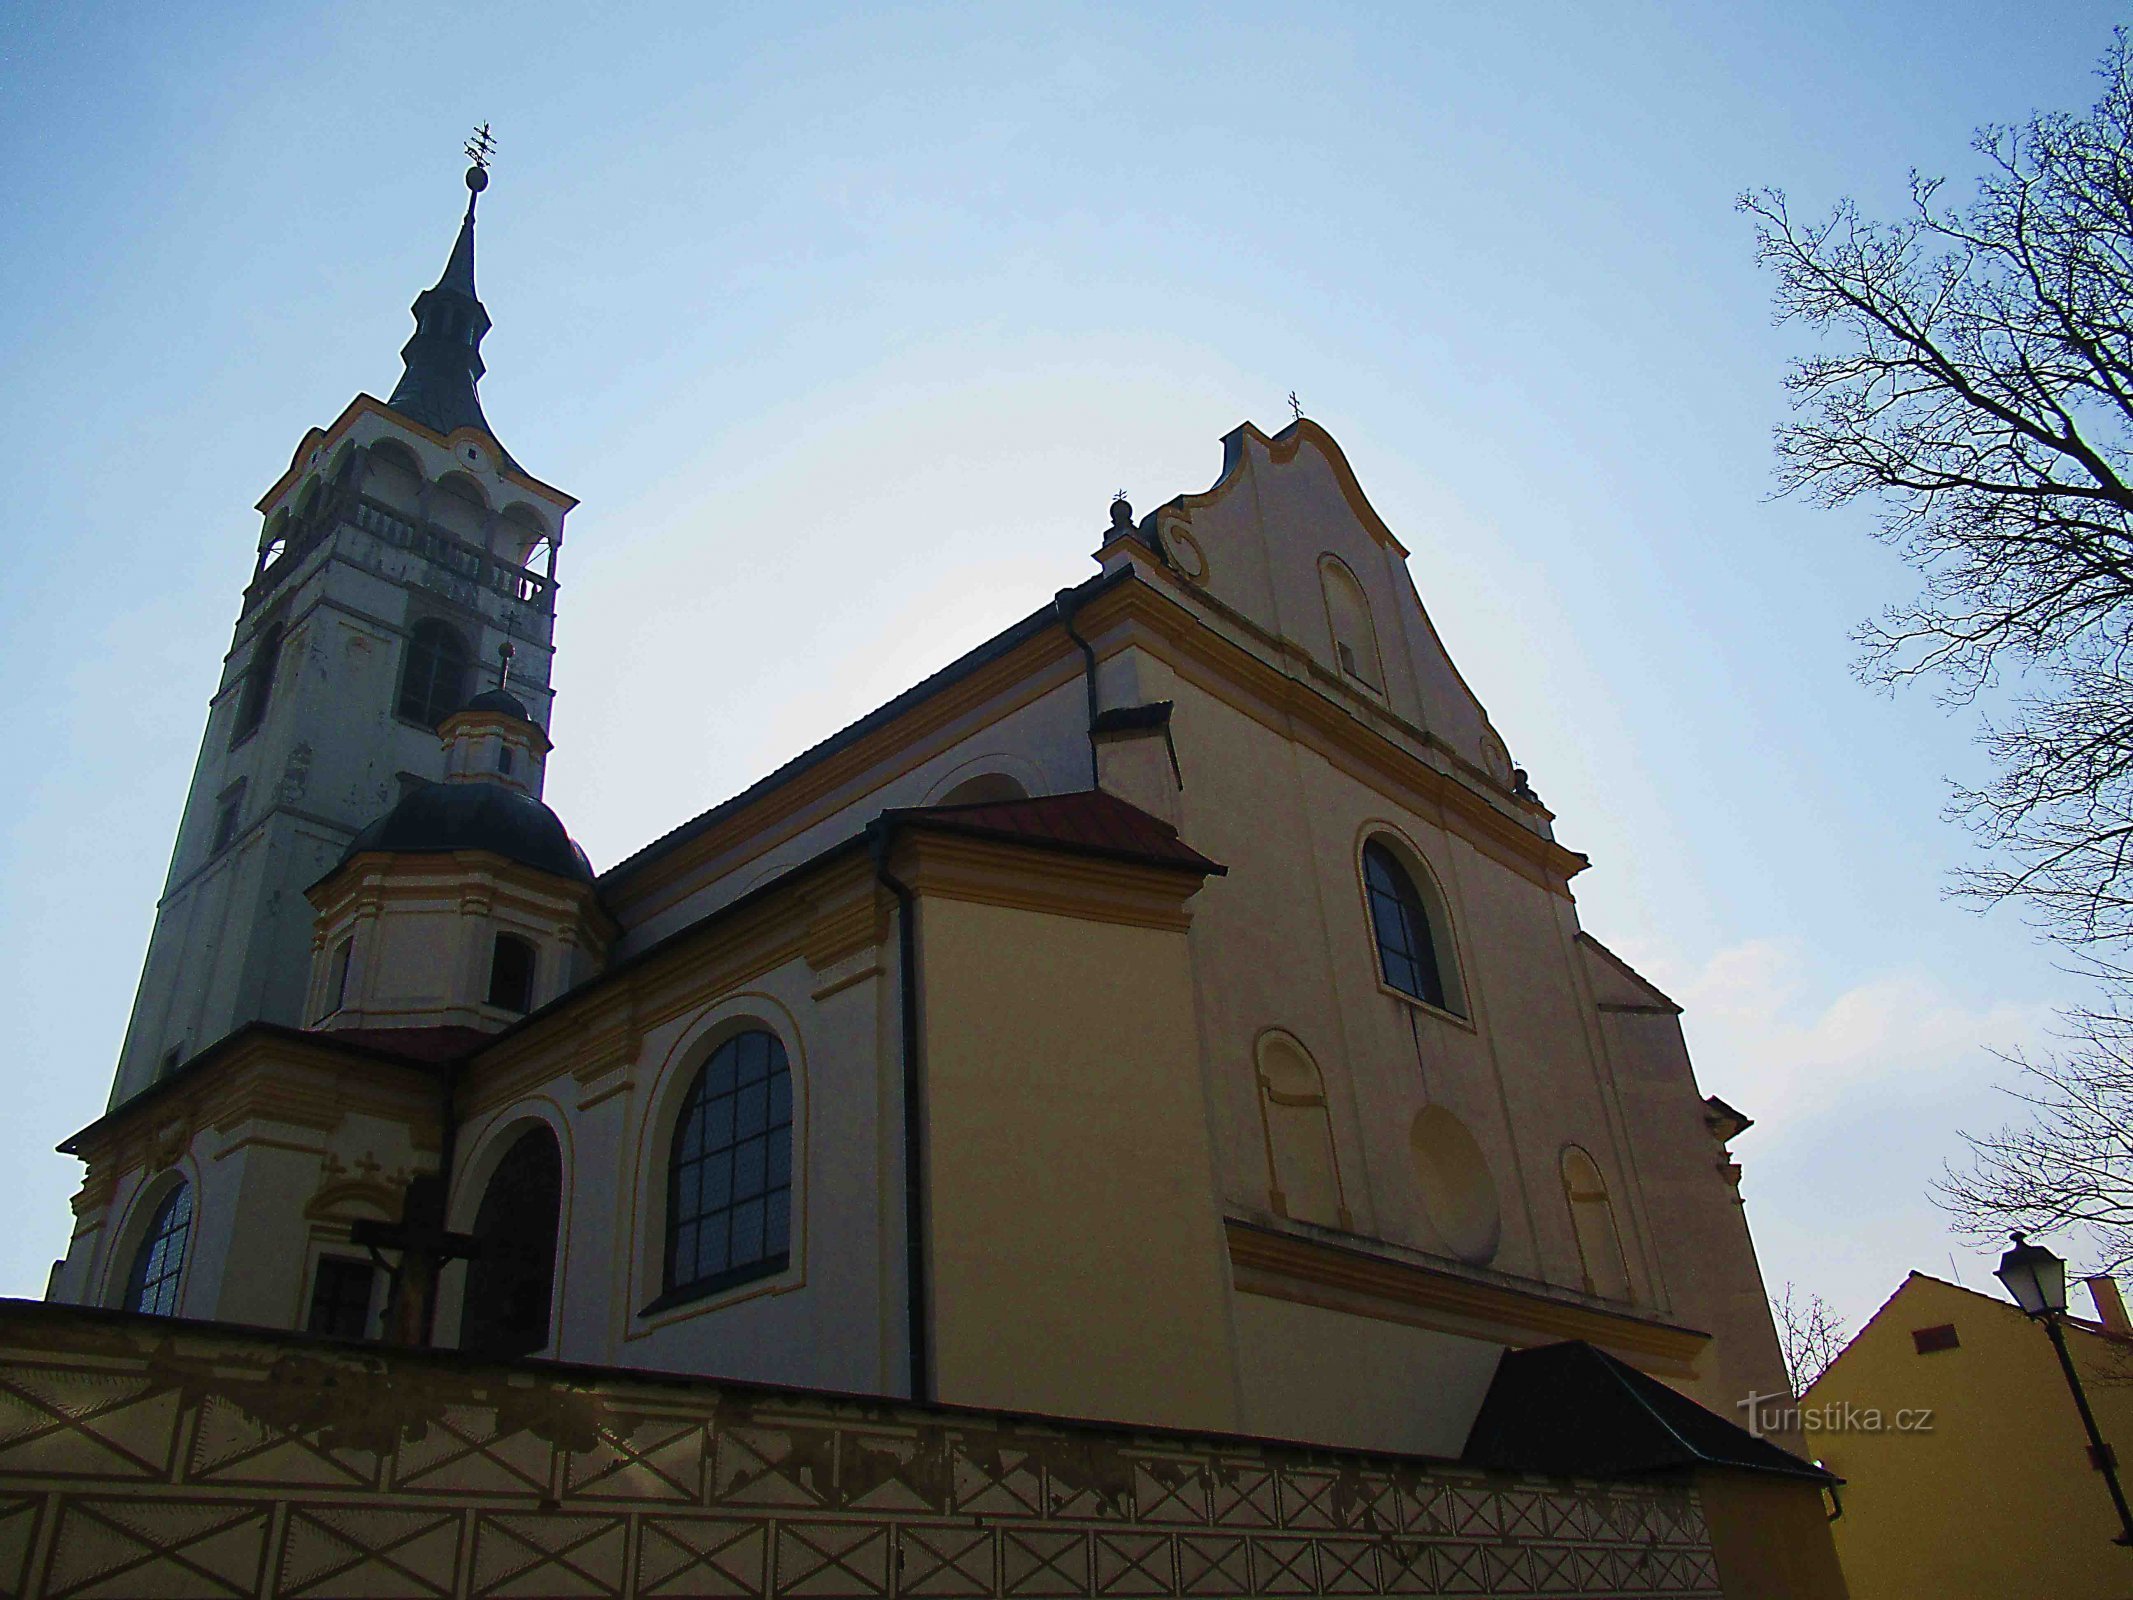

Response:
(1410, 1106), (1502, 1265)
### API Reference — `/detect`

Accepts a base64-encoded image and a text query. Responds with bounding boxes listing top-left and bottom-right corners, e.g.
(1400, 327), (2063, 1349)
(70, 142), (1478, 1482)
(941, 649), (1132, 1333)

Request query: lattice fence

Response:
(0, 1304), (1720, 1597)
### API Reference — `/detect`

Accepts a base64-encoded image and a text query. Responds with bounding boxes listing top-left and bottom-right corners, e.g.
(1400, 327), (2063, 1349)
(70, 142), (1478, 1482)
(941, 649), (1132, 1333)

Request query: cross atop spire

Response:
(384, 134), (515, 466)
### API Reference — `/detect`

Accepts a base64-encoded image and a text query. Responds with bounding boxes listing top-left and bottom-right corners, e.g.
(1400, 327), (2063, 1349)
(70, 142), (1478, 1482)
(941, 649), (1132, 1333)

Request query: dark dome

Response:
(460, 687), (533, 720)
(341, 781), (592, 882)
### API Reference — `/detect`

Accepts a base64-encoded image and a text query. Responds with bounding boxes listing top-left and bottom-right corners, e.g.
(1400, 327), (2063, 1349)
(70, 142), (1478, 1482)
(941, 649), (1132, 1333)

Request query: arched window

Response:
(229, 621), (283, 745)
(1363, 840), (1453, 1011)
(461, 1126), (562, 1357)
(397, 619), (470, 729)
(433, 472), (490, 543)
(1562, 1146), (1631, 1300)
(1321, 556), (1384, 691)
(366, 439), (423, 507)
(123, 1182), (193, 1316)
(324, 936), (354, 1018)
(1255, 1034), (1349, 1230)
(487, 933), (536, 1013)
(258, 511), (290, 575)
(938, 772), (1029, 807)
(666, 1030), (793, 1300)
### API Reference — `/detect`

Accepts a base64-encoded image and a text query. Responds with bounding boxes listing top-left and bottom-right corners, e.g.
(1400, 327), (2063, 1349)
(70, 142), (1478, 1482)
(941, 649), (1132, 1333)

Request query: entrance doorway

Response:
(460, 1126), (562, 1358)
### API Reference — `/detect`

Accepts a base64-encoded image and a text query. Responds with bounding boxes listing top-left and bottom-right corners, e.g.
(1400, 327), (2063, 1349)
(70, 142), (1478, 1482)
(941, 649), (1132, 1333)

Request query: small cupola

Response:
(302, 677), (609, 1035)
(439, 685), (551, 794)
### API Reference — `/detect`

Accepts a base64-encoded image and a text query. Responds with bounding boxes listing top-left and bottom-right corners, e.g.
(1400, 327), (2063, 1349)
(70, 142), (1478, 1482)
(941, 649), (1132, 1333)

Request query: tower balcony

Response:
(244, 490), (555, 617)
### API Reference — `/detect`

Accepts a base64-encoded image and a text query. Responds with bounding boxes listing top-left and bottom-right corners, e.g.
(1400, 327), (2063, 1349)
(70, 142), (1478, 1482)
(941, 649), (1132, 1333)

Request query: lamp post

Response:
(1995, 1233), (2133, 1548)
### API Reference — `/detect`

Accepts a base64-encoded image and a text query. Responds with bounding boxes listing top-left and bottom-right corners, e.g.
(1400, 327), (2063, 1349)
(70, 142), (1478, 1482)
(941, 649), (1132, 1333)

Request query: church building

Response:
(25, 160), (1846, 1596)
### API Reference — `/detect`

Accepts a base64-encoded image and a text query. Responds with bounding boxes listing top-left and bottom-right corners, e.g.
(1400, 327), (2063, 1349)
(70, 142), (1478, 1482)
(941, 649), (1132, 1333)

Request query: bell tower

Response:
(108, 150), (578, 1107)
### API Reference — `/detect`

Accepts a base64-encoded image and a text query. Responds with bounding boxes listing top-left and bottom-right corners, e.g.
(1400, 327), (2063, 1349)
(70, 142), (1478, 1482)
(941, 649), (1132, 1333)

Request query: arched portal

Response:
(460, 1125), (562, 1357)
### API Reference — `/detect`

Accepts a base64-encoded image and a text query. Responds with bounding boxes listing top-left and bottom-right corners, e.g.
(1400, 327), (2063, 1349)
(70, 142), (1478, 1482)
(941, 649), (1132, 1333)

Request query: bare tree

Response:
(1741, 34), (2133, 948)
(1939, 985), (2133, 1274)
(1771, 1281), (1850, 1396)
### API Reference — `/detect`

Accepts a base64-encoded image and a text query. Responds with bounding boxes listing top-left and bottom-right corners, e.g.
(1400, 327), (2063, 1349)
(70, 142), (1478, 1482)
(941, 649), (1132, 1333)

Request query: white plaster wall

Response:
(441, 946), (907, 1396)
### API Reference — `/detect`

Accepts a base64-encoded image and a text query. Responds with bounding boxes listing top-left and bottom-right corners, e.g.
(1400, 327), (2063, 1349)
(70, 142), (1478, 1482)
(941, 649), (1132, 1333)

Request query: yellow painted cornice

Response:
(606, 635), (1086, 924)
(1161, 420), (1411, 559)
(437, 707), (554, 755)
(1078, 580), (1587, 895)
(609, 569), (1578, 930)
(64, 1033), (445, 1176)
(255, 394), (577, 514)
(460, 852), (880, 1117)
(894, 830), (1209, 932)
(1225, 1219), (1708, 1378)
(309, 850), (618, 947)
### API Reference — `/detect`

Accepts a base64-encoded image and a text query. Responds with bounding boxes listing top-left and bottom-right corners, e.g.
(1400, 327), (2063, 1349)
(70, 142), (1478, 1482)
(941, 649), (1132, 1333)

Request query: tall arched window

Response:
(1363, 840), (1453, 1012)
(461, 1126), (562, 1357)
(1255, 1034), (1349, 1230)
(123, 1182), (193, 1317)
(229, 621), (283, 745)
(666, 1029), (793, 1301)
(1320, 556), (1384, 691)
(397, 619), (470, 729)
(487, 933), (536, 1013)
(323, 936), (354, 1018)
(1562, 1146), (1631, 1300)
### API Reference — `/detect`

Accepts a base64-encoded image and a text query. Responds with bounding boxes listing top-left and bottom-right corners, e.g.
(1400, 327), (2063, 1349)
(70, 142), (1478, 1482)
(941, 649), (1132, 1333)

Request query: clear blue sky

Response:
(1, 2), (2118, 1338)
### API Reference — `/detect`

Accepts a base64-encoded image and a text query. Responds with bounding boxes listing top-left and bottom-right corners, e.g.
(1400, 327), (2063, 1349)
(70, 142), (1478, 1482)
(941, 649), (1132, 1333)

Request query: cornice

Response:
(458, 859), (880, 1118)
(1078, 581), (1587, 895)
(894, 830), (1209, 933)
(1160, 420), (1412, 559)
(64, 1035), (445, 1175)
(1225, 1219), (1708, 1378)
(309, 850), (618, 946)
(256, 394), (578, 515)
(606, 634), (1086, 925)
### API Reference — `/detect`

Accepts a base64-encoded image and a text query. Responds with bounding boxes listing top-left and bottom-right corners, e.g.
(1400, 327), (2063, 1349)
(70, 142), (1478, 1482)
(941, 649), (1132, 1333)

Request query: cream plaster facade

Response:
(58, 415), (1793, 1473)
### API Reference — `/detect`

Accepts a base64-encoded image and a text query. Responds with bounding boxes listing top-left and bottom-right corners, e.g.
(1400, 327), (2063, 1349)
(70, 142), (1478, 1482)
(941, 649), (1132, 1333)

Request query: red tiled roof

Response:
(316, 1025), (495, 1064)
(897, 790), (1224, 876)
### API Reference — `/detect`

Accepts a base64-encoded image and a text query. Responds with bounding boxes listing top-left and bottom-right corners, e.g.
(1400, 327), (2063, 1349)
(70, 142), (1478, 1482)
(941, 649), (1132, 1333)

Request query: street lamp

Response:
(1995, 1233), (2133, 1547)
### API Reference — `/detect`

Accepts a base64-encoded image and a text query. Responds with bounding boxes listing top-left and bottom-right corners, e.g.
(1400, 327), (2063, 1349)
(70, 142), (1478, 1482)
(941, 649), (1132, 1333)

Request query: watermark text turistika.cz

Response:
(1737, 1391), (1933, 1439)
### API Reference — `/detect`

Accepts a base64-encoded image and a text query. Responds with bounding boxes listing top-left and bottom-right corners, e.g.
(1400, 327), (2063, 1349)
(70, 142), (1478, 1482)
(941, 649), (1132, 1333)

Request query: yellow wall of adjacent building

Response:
(918, 892), (1241, 1435)
(1808, 1273), (2133, 1600)
(1697, 1470), (1852, 1600)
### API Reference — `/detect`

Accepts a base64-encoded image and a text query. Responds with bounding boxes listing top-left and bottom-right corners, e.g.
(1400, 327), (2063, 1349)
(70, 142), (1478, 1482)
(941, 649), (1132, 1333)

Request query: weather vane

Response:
(464, 123), (497, 173)
(1288, 390), (1303, 423)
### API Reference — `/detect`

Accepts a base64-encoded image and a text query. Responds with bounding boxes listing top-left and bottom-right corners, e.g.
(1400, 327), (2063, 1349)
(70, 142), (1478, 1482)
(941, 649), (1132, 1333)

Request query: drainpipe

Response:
(870, 822), (931, 1404)
(1055, 588), (1101, 788)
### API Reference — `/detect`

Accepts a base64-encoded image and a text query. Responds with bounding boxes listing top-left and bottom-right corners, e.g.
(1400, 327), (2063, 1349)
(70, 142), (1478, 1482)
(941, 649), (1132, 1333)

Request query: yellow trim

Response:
(255, 394), (577, 513)
(606, 642), (1086, 925)
(619, 994), (812, 1345)
(1162, 420), (1411, 559)
(897, 831), (1211, 932)
(69, 1035), (446, 1178)
(608, 569), (1577, 937)
(1224, 1218), (1708, 1378)
(1094, 582), (1585, 893)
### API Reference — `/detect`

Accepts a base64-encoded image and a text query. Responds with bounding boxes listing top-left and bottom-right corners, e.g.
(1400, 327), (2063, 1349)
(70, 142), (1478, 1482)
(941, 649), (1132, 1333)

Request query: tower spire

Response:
(385, 129), (513, 465)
